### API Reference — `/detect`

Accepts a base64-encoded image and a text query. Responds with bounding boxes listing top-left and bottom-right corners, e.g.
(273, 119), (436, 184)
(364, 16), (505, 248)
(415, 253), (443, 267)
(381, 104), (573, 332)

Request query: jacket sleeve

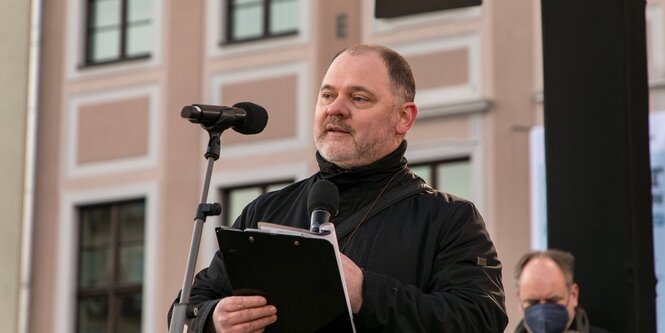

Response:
(167, 250), (234, 333)
(168, 201), (261, 333)
(354, 201), (508, 332)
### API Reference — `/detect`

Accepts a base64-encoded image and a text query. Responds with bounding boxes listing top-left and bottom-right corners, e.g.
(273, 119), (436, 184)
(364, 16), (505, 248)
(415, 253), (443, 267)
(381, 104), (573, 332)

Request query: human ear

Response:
(396, 102), (417, 134)
(570, 283), (579, 308)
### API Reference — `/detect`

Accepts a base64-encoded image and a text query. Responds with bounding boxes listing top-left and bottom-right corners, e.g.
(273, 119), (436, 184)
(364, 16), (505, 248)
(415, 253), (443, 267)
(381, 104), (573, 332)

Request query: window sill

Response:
(78, 54), (152, 70)
(219, 31), (298, 47)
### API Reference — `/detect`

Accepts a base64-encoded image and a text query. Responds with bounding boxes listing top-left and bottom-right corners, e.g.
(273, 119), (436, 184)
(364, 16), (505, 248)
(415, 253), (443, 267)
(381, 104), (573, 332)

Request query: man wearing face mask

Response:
(514, 249), (611, 333)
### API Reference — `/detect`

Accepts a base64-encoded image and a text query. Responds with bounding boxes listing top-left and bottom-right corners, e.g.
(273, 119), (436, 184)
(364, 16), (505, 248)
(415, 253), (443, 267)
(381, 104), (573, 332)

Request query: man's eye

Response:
(353, 96), (369, 103)
(525, 301), (537, 307)
(320, 93), (334, 103)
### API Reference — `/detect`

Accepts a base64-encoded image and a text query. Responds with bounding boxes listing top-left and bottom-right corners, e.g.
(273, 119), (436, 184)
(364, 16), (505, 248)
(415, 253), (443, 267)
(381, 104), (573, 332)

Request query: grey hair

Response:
(331, 43), (416, 105)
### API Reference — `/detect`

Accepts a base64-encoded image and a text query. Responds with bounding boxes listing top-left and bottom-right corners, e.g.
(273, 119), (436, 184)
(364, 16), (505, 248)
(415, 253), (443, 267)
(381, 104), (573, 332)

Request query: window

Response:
(222, 180), (293, 225)
(410, 158), (472, 200)
(77, 199), (145, 333)
(224, 0), (298, 44)
(374, 0), (481, 18)
(84, 0), (153, 65)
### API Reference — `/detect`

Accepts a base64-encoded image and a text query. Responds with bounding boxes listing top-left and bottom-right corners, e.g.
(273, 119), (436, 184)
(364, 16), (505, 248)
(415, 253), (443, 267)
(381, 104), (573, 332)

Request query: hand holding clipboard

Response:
(216, 222), (356, 333)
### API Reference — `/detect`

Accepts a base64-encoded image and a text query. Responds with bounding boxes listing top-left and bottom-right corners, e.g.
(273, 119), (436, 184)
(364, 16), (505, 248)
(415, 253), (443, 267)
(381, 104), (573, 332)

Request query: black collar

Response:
(316, 141), (408, 190)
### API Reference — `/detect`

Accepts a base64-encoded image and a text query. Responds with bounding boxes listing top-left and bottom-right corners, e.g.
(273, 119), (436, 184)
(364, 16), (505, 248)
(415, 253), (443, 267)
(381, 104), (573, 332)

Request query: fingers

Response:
(233, 313), (277, 333)
(340, 254), (364, 313)
(213, 296), (277, 333)
(223, 304), (276, 326)
(218, 296), (268, 312)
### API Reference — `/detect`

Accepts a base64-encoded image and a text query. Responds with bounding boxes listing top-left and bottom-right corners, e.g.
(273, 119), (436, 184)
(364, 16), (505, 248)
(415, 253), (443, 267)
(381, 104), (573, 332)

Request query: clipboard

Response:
(215, 224), (355, 333)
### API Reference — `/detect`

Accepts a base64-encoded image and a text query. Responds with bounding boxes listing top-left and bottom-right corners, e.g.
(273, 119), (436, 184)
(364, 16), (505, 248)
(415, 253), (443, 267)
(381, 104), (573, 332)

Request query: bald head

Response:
(515, 249), (575, 289)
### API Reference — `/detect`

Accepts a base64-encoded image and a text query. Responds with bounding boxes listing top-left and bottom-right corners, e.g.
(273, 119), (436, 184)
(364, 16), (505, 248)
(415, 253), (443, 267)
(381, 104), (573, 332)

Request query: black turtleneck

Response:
(315, 140), (421, 224)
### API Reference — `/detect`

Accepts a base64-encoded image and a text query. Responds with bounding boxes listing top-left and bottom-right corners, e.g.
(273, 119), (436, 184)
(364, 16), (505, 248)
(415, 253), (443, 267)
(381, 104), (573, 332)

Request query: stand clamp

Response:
(196, 203), (222, 221)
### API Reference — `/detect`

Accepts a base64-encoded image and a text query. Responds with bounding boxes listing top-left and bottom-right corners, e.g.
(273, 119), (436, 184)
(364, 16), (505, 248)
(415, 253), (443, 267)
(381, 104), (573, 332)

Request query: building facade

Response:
(0, 1), (36, 332)
(17, 0), (665, 332)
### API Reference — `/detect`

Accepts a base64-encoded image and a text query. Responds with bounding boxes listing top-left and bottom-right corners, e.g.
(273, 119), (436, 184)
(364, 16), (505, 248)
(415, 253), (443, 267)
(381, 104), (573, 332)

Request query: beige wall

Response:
(221, 75), (298, 143)
(410, 49), (470, 88)
(0, 0), (31, 332)
(77, 97), (150, 163)
(484, 0), (536, 330)
(31, 0), (66, 329)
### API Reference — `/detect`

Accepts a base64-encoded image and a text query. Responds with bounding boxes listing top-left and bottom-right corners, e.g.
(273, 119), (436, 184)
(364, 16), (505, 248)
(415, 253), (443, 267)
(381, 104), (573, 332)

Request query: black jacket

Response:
(174, 142), (508, 332)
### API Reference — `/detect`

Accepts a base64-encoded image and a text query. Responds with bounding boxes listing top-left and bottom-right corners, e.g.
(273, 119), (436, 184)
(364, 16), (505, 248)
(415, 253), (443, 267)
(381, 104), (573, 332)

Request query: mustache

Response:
(323, 117), (353, 133)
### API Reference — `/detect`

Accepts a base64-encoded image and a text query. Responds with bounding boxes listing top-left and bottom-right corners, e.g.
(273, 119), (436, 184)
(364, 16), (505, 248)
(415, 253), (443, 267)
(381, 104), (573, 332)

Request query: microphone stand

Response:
(169, 128), (224, 333)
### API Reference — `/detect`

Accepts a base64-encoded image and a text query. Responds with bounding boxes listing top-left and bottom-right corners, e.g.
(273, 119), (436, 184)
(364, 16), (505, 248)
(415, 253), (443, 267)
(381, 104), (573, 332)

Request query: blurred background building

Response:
(1, 0), (663, 332)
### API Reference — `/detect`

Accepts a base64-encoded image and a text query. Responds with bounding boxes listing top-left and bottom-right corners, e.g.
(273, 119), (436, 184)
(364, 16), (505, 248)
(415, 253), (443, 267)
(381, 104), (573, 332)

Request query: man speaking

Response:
(170, 44), (508, 332)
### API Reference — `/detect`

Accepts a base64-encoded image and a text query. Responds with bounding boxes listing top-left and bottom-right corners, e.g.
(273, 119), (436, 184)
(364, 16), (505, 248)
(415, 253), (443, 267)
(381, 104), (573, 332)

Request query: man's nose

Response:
(326, 96), (350, 118)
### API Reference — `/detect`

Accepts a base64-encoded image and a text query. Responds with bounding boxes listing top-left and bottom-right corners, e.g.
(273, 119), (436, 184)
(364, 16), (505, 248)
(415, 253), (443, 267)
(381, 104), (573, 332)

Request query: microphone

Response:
(180, 102), (268, 134)
(307, 180), (339, 233)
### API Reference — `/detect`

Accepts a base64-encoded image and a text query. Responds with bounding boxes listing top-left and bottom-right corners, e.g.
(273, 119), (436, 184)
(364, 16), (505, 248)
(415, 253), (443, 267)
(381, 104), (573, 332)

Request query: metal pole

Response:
(169, 134), (221, 333)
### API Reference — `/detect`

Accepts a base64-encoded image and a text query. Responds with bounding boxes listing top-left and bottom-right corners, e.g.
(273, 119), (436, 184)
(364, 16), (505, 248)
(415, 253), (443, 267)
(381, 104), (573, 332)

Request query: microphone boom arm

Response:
(169, 145), (220, 333)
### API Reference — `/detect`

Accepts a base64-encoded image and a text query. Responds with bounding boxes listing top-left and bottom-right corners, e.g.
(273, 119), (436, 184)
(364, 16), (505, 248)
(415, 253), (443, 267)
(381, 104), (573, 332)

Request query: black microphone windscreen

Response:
(233, 102), (268, 134)
(307, 180), (339, 217)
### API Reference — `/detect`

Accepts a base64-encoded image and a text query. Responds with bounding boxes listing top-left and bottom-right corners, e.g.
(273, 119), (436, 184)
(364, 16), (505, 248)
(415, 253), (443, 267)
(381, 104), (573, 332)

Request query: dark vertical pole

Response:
(541, 0), (656, 332)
